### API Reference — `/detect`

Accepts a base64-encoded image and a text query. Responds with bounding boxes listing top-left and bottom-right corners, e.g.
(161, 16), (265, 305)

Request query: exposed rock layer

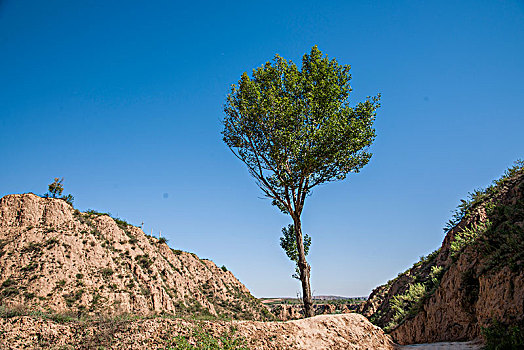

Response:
(269, 302), (358, 321)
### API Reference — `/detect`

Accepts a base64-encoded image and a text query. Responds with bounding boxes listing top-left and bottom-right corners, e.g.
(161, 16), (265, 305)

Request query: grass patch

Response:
(168, 325), (248, 350)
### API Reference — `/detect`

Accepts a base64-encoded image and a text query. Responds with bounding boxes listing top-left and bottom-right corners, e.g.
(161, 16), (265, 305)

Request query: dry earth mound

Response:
(359, 162), (524, 344)
(0, 193), (272, 320)
(0, 313), (395, 349)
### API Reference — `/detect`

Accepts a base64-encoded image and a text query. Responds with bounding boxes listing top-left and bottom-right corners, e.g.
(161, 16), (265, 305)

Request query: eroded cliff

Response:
(360, 162), (524, 344)
(0, 193), (272, 320)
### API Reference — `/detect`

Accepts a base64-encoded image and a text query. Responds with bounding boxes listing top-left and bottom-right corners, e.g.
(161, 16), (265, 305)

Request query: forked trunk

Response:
(292, 215), (314, 318)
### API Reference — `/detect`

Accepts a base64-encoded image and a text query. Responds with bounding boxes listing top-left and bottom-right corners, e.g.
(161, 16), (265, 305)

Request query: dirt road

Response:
(398, 341), (482, 349)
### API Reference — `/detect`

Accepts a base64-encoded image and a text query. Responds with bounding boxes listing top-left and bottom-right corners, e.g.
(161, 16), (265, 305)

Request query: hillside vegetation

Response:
(359, 161), (524, 346)
(0, 193), (272, 321)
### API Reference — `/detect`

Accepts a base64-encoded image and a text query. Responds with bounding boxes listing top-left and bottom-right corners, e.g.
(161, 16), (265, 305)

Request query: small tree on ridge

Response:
(48, 177), (64, 198)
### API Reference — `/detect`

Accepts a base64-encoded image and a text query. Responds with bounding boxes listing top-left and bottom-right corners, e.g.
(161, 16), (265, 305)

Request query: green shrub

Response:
(86, 209), (109, 217)
(21, 262), (38, 272)
(158, 237), (168, 244)
(1, 278), (15, 288)
(386, 283), (427, 331)
(63, 289), (84, 307)
(45, 238), (59, 247)
(451, 220), (491, 259)
(60, 194), (74, 206)
(113, 217), (130, 230)
(135, 255), (153, 271)
(100, 268), (114, 277)
(168, 325), (248, 350)
(482, 320), (524, 349)
(24, 292), (36, 299)
(221, 265), (228, 272)
(1, 286), (19, 297)
(57, 279), (66, 287)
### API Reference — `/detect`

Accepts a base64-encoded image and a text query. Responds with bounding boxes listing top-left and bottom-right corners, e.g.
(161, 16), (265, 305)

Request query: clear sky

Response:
(1, 0), (523, 297)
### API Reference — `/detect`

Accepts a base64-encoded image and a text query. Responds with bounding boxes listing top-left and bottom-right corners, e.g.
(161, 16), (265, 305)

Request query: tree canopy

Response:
(223, 46), (379, 217)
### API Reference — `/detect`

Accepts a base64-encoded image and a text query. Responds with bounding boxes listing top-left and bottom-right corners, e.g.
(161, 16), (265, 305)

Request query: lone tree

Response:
(222, 46), (379, 317)
(47, 177), (74, 206)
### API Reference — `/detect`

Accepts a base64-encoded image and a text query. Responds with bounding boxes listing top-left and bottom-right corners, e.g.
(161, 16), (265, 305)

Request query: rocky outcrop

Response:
(0, 313), (395, 350)
(360, 163), (524, 344)
(0, 194), (272, 320)
(391, 254), (524, 344)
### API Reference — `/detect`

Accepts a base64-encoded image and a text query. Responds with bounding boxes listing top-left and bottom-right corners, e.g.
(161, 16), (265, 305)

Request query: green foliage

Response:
(46, 177), (74, 205)
(444, 159), (524, 234)
(168, 325), (248, 350)
(450, 220), (491, 259)
(384, 264), (445, 332)
(1, 278), (15, 288)
(443, 160), (524, 271)
(1, 287), (19, 297)
(280, 224), (311, 279)
(428, 265), (444, 288)
(21, 262), (38, 272)
(45, 238), (59, 247)
(61, 194), (74, 206)
(113, 217), (130, 230)
(100, 268), (114, 277)
(158, 237), (168, 244)
(63, 289), (84, 306)
(86, 209), (109, 216)
(221, 265), (228, 272)
(135, 254), (153, 271)
(477, 198), (524, 272)
(385, 283), (427, 331)
(48, 177), (64, 198)
(24, 292), (35, 299)
(493, 159), (524, 187)
(482, 320), (524, 349)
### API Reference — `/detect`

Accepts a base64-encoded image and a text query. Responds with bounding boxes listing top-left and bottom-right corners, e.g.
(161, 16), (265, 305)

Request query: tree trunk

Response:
(292, 215), (314, 318)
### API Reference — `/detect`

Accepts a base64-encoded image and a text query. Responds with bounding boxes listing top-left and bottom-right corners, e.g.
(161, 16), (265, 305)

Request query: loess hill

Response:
(0, 193), (273, 321)
(359, 161), (524, 345)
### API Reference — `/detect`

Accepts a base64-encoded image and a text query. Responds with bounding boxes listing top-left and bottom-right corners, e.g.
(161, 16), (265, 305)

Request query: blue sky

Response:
(1, 0), (523, 297)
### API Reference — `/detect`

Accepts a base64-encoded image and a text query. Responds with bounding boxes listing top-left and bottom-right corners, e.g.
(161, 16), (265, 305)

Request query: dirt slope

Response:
(0, 193), (271, 320)
(0, 313), (395, 349)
